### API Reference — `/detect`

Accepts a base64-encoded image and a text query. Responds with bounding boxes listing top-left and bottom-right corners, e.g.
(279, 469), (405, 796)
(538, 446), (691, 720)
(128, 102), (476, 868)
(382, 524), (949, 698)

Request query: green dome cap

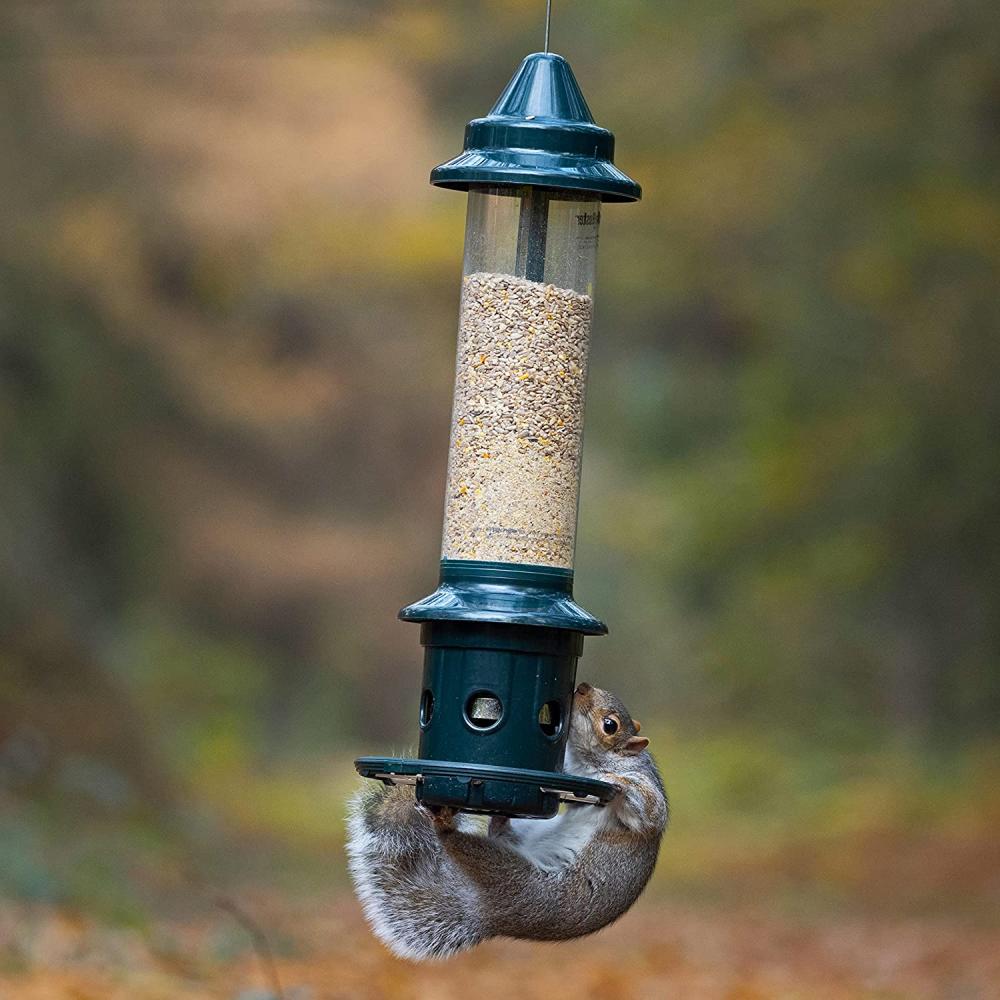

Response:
(431, 52), (641, 203)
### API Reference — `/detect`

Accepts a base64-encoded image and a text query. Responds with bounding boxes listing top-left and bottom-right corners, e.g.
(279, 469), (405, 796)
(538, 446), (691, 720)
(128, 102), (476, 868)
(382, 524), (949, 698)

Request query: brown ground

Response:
(2, 893), (999, 1000)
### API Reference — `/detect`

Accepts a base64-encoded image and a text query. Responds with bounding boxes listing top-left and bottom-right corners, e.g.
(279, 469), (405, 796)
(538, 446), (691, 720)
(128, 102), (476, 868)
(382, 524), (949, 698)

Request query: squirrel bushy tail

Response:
(346, 782), (486, 960)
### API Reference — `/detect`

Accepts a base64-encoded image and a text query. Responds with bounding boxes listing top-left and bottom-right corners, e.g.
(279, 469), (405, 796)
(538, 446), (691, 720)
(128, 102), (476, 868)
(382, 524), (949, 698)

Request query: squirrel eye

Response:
(602, 716), (619, 735)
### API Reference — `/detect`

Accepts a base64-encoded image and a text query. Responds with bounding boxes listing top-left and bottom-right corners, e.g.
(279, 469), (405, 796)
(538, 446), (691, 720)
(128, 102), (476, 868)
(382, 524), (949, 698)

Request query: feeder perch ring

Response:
(356, 756), (618, 817)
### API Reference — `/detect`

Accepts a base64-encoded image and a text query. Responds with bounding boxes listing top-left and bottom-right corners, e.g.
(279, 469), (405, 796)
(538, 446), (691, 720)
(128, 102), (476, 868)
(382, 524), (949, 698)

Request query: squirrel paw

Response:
(415, 802), (458, 832)
(488, 815), (511, 838)
(429, 805), (458, 833)
(600, 773), (626, 797)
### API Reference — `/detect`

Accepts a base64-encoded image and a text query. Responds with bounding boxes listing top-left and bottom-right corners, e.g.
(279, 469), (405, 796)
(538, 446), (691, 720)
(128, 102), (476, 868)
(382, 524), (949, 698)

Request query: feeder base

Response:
(354, 756), (618, 819)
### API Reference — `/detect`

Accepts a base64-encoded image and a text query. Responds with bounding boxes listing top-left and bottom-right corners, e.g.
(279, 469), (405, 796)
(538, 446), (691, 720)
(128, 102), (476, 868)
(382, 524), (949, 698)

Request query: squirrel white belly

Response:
(346, 682), (668, 960)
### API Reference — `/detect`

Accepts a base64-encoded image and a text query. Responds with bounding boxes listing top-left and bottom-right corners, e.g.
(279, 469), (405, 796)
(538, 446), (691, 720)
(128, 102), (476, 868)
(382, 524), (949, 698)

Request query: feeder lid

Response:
(431, 52), (641, 203)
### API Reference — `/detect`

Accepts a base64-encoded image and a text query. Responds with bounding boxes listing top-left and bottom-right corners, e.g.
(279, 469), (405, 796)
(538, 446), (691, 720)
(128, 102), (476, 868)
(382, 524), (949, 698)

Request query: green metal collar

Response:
(431, 52), (641, 203)
(399, 559), (608, 635)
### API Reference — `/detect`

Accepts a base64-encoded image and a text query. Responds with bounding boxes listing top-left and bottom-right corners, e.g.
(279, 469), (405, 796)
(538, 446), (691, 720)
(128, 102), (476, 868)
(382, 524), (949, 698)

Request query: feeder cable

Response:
(544, 0), (552, 53)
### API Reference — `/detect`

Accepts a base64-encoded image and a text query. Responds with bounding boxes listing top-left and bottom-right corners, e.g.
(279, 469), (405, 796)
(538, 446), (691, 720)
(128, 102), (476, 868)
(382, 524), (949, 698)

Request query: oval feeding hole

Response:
(419, 689), (434, 728)
(538, 700), (562, 737)
(465, 692), (503, 730)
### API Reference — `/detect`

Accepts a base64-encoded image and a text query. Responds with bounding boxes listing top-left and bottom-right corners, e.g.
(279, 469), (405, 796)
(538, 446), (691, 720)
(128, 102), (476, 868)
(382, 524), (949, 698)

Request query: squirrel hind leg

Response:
(346, 786), (488, 961)
(346, 781), (437, 863)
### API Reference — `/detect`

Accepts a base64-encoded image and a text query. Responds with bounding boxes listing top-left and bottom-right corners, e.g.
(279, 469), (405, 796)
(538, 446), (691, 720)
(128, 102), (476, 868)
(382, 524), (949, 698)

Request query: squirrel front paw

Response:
(600, 773), (626, 797)
(488, 815), (511, 838)
(417, 803), (457, 833)
(433, 806), (458, 833)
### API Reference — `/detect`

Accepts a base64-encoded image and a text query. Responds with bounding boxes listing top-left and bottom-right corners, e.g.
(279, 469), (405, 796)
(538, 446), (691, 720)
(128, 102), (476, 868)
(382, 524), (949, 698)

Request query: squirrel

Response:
(346, 681), (668, 960)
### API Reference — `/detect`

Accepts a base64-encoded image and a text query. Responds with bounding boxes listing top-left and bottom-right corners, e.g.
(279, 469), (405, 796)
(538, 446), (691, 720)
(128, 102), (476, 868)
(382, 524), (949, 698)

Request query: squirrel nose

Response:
(575, 682), (592, 696)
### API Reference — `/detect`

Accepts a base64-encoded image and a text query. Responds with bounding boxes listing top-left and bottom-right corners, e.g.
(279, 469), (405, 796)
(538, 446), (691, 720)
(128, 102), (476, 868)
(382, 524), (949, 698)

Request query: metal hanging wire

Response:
(544, 0), (553, 53)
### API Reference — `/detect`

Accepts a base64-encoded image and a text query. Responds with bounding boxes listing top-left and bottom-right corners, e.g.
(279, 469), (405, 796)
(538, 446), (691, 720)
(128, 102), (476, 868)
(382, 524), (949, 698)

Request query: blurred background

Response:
(1, 1), (998, 996)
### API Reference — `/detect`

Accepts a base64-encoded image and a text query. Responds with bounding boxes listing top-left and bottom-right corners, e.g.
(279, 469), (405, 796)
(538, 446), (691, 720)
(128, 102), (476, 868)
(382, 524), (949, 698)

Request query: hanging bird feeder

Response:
(355, 12), (641, 818)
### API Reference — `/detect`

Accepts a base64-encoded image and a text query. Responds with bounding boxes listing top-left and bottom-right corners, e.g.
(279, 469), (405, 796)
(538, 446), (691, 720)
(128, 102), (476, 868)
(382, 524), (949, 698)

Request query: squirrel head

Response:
(570, 682), (649, 760)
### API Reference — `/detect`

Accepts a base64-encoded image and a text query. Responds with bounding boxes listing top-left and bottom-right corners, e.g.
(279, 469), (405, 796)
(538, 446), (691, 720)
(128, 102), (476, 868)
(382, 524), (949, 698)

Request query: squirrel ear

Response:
(624, 736), (649, 754)
(633, 720), (642, 733)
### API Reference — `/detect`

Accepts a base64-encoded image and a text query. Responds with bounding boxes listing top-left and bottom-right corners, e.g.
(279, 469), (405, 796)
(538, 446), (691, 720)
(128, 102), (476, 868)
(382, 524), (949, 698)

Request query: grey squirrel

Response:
(346, 682), (668, 960)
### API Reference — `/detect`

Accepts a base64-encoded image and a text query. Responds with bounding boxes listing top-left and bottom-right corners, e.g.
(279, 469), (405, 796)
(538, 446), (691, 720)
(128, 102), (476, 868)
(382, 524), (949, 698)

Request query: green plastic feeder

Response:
(355, 49), (640, 818)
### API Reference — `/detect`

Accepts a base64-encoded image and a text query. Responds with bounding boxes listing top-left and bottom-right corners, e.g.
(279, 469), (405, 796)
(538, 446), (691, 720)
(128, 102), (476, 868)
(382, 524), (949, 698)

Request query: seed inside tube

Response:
(442, 272), (591, 569)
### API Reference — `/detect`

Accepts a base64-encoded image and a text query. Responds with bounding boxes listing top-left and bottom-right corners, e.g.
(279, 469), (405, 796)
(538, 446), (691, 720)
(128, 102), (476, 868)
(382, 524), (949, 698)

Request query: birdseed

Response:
(441, 272), (592, 569)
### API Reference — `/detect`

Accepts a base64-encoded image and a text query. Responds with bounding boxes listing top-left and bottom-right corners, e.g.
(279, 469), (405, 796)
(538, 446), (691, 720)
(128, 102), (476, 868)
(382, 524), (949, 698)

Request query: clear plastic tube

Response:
(441, 185), (601, 569)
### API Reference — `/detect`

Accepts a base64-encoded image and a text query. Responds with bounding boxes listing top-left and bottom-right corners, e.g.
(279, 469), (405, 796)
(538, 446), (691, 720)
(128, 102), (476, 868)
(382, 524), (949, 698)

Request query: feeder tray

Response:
(355, 757), (617, 817)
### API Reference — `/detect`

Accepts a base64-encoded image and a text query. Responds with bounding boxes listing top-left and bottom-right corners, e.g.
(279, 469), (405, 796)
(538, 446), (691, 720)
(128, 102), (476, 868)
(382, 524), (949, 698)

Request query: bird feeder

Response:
(355, 42), (640, 818)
